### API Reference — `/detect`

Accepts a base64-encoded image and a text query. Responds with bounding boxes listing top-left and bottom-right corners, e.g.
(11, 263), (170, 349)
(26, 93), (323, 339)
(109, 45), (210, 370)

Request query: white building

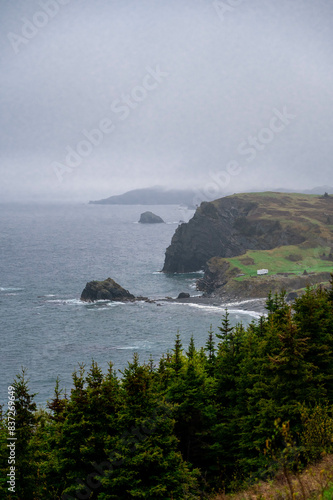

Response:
(257, 269), (268, 275)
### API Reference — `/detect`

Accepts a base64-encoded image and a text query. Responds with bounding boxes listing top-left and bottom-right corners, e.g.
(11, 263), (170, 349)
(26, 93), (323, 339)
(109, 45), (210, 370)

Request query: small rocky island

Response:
(139, 211), (164, 224)
(81, 278), (135, 302)
(80, 278), (193, 304)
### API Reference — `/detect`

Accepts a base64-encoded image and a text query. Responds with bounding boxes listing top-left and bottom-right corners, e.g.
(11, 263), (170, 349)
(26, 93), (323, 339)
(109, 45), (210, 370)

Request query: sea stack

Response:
(80, 278), (135, 302)
(139, 211), (164, 223)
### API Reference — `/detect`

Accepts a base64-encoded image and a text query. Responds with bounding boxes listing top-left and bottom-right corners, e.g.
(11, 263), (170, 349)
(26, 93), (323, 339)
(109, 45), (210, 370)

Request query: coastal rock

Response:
(286, 291), (298, 302)
(80, 278), (135, 302)
(162, 192), (333, 273)
(177, 292), (190, 299)
(139, 211), (164, 224)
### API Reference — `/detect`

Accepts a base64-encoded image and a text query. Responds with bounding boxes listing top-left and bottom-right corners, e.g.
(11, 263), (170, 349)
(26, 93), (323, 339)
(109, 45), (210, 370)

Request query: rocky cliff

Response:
(162, 193), (319, 273)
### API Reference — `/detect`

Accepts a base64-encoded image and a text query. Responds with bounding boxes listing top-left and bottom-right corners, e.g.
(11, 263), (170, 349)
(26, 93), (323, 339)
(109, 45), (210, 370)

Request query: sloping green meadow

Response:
(227, 245), (333, 280)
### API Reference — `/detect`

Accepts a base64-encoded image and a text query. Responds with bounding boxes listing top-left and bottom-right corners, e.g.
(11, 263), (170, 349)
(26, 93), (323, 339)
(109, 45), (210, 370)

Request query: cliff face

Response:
(162, 193), (309, 273)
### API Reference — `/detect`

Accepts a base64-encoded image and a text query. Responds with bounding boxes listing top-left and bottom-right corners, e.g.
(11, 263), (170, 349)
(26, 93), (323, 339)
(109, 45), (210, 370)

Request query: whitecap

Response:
(46, 298), (84, 306)
(0, 287), (24, 292)
(224, 299), (264, 307)
(163, 301), (264, 319)
(116, 340), (155, 350)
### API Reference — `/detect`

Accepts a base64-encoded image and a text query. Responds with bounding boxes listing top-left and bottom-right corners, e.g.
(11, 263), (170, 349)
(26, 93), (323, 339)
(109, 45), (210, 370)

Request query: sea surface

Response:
(0, 203), (263, 406)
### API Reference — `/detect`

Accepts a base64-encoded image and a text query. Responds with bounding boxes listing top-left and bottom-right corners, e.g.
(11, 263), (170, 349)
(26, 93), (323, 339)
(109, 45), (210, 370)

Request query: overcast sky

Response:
(1, 0), (333, 202)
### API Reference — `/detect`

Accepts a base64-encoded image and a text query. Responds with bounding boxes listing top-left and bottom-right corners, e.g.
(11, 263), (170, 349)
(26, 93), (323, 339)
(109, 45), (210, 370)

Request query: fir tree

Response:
(172, 332), (184, 375)
(204, 325), (216, 376)
(99, 353), (200, 499)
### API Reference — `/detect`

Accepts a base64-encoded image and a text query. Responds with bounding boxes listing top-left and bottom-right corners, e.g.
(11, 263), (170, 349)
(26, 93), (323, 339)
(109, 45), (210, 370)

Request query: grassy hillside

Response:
(223, 192), (333, 246)
(196, 193), (333, 298)
(227, 244), (333, 280)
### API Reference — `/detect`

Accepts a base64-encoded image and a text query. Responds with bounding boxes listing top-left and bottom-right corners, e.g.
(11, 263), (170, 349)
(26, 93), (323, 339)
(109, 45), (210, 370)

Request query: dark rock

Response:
(177, 292), (190, 299)
(139, 211), (164, 224)
(286, 291), (298, 302)
(81, 278), (135, 302)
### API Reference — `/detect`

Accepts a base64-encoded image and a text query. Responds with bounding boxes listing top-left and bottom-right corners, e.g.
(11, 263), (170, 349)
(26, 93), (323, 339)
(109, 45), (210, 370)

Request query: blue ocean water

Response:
(0, 203), (261, 406)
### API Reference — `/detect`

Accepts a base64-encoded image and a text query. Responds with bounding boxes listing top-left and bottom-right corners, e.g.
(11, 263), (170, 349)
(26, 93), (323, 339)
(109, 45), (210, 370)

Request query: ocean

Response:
(0, 203), (262, 406)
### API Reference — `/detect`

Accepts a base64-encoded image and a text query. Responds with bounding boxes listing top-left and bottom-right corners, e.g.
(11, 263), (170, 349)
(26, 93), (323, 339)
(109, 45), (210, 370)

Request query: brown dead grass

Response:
(213, 455), (333, 500)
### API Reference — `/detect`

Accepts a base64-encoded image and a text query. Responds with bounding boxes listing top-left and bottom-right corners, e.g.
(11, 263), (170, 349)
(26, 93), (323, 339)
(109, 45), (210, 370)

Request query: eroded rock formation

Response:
(81, 278), (135, 302)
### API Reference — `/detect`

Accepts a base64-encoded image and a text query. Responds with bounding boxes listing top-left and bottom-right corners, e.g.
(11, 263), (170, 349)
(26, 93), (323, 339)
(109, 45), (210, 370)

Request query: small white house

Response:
(257, 269), (268, 275)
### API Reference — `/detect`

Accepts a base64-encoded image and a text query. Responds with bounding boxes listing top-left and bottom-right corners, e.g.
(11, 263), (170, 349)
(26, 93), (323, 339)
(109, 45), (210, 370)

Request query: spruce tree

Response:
(204, 325), (216, 376)
(172, 332), (184, 375)
(12, 368), (37, 498)
(99, 353), (200, 499)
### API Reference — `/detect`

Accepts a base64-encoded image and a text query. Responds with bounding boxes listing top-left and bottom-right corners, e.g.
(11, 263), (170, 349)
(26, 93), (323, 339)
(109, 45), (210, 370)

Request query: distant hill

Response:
(89, 187), (200, 208)
(89, 186), (333, 209)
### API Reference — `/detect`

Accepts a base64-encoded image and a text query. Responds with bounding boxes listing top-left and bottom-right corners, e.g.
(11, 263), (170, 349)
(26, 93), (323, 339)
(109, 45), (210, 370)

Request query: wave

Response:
(0, 287), (24, 292)
(164, 301), (264, 319)
(46, 298), (85, 306)
(46, 298), (127, 307)
(224, 298), (265, 307)
(187, 303), (264, 319)
(116, 340), (156, 350)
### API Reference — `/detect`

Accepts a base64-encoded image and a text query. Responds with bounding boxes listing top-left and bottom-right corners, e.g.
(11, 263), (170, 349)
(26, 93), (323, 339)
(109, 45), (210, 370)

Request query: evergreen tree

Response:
(212, 320), (245, 488)
(293, 285), (333, 400)
(52, 361), (120, 499)
(204, 325), (216, 376)
(99, 353), (200, 499)
(172, 332), (184, 375)
(186, 335), (196, 360)
(12, 368), (37, 498)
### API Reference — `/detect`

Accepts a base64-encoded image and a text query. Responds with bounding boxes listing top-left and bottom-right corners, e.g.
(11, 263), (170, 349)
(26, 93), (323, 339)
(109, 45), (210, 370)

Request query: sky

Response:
(1, 0), (333, 202)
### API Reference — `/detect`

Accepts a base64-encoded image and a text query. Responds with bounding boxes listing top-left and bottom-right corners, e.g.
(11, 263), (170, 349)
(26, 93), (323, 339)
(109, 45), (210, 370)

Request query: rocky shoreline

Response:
(157, 294), (267, 315)
(80, 277), (268, 315)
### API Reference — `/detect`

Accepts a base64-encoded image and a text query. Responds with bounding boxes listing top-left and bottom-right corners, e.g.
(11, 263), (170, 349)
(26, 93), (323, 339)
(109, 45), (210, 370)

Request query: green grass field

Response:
(225, 245), (333, 280)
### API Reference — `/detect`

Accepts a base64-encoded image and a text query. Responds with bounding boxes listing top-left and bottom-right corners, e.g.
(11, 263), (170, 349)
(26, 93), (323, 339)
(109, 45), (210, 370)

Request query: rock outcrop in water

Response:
(81, 278), (135, 302)
(139, 211), (164, 224)
(162, 193), (308, 273)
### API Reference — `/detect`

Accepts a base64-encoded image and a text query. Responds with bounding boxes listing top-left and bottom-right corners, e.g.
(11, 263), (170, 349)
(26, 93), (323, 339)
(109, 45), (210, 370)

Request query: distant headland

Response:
(89, 187), (199, 208)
